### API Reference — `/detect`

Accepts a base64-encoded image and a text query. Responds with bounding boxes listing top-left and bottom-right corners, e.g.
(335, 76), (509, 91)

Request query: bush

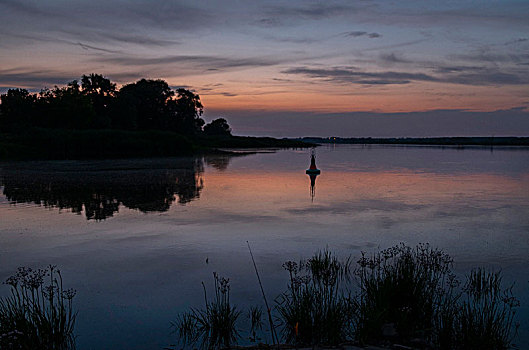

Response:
(0, 266), (76, 349)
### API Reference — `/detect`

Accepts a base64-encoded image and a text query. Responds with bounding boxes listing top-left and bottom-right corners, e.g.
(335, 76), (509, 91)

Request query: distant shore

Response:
(295, 136), (529, 146)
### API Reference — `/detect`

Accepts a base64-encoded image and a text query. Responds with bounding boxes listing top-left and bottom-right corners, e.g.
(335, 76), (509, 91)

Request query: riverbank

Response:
(0, 129), (313, 160)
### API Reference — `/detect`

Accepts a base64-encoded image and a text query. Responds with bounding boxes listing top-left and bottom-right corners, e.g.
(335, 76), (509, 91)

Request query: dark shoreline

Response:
(296, 136), (529, 146)
(0, 129), (314, 160)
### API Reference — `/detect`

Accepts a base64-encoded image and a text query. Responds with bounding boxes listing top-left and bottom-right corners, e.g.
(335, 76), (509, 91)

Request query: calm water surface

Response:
(1, 145), (529, 349)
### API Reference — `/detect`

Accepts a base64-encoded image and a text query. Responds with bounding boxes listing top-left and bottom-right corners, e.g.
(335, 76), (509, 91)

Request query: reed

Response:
(454, 268), (519, 349)
(172, 244), (520, 349)
(173, 272), (241, 349)
(354, 243), (454, 346)
(275, 250), (354, 346)
(0, 265), (77, 350)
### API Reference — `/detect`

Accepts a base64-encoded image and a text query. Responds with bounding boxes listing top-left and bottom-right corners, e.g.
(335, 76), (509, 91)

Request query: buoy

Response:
(306, 152), (321, 175)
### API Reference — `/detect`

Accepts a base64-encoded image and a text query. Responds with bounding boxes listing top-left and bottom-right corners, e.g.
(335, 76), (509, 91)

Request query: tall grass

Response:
(354, 243), (456, 345)
(275, 250), (354, 346)
(172, 244), (520, 349)
(173, 272), (241, 349)
(0, 265), (77, 349)
(455, 268), (519, 349)
(247, 306), (264, 343)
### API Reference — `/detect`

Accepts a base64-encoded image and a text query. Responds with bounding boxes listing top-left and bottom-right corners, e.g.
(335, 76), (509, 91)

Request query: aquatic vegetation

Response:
(275, 250), (355, 346)
(173, 272), (241, 349)
(171, 244), (520, 349)
(247, 306), (264, 343)
(354, 243), (455, 345)
(454, 268), (519, 349)
(0, 265), (76, 350)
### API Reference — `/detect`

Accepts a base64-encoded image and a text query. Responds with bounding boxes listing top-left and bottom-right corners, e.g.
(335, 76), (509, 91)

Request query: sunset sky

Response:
(1, 0), (528, 136)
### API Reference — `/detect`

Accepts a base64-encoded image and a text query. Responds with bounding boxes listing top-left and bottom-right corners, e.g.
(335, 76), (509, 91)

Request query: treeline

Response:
(298, 136), (529, 146)
(0, 74), (231, 136)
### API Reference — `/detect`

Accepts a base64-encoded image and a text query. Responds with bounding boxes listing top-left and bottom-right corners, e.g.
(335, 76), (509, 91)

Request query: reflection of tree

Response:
(0, 158), (204, 220)
(204, 155), (231, 171)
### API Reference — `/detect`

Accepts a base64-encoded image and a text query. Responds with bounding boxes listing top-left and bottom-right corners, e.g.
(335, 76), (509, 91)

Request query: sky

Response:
(1, 0), (528, 137)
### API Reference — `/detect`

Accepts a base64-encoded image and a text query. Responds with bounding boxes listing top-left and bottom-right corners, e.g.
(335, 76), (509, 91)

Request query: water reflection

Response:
(308, 173), (318, 201)
(0, 158), (206, 220)
(204, 155), (231, 171)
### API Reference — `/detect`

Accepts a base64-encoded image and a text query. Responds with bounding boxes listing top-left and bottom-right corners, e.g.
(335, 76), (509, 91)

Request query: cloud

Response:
(453, 52), (529, 65)
(264, 3), (355, 20)
(254, 18), (283, 28)
(283, 64), (528, 86)
(77, 42), (120, 53)
(0, 67), (146, 89)
(96, 54), (294, 75)
(342, 31), (381, 39)
(0, 0), (213, 51)
(379, 53), (411, 64)
(505, 38), (528, 45)
(283, 66), (437, 85)
(0, 68), (78, 89)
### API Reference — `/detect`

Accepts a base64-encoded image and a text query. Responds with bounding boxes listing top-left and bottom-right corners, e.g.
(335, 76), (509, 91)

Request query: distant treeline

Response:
(297, 136), (529, 146)
(0, 74), (310, 159)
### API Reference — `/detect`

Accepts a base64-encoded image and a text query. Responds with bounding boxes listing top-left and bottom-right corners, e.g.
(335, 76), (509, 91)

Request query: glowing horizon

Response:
(1, 0), (528, 136)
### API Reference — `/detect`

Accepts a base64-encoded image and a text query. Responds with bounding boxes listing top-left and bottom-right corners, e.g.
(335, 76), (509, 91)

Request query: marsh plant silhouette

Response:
(0, 266), (76, 349)
(174, 244), (520, 349)
(0, 158), (205, 220)
(174, 273), (241, 349)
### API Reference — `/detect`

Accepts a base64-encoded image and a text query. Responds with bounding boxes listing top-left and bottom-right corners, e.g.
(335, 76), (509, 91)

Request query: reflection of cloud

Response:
(164, 210), (279, 226)
(285, 199), (425, 215)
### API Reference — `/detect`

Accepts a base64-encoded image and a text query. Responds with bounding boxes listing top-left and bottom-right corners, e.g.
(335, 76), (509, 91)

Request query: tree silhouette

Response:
(118, 79), (176, 130)
(81, 74), (116, 128)
(36, 81), (95, 129)
(175, 88), (205, 134)
(204, 118), (232, 136)
(0, 88), (35, 132)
